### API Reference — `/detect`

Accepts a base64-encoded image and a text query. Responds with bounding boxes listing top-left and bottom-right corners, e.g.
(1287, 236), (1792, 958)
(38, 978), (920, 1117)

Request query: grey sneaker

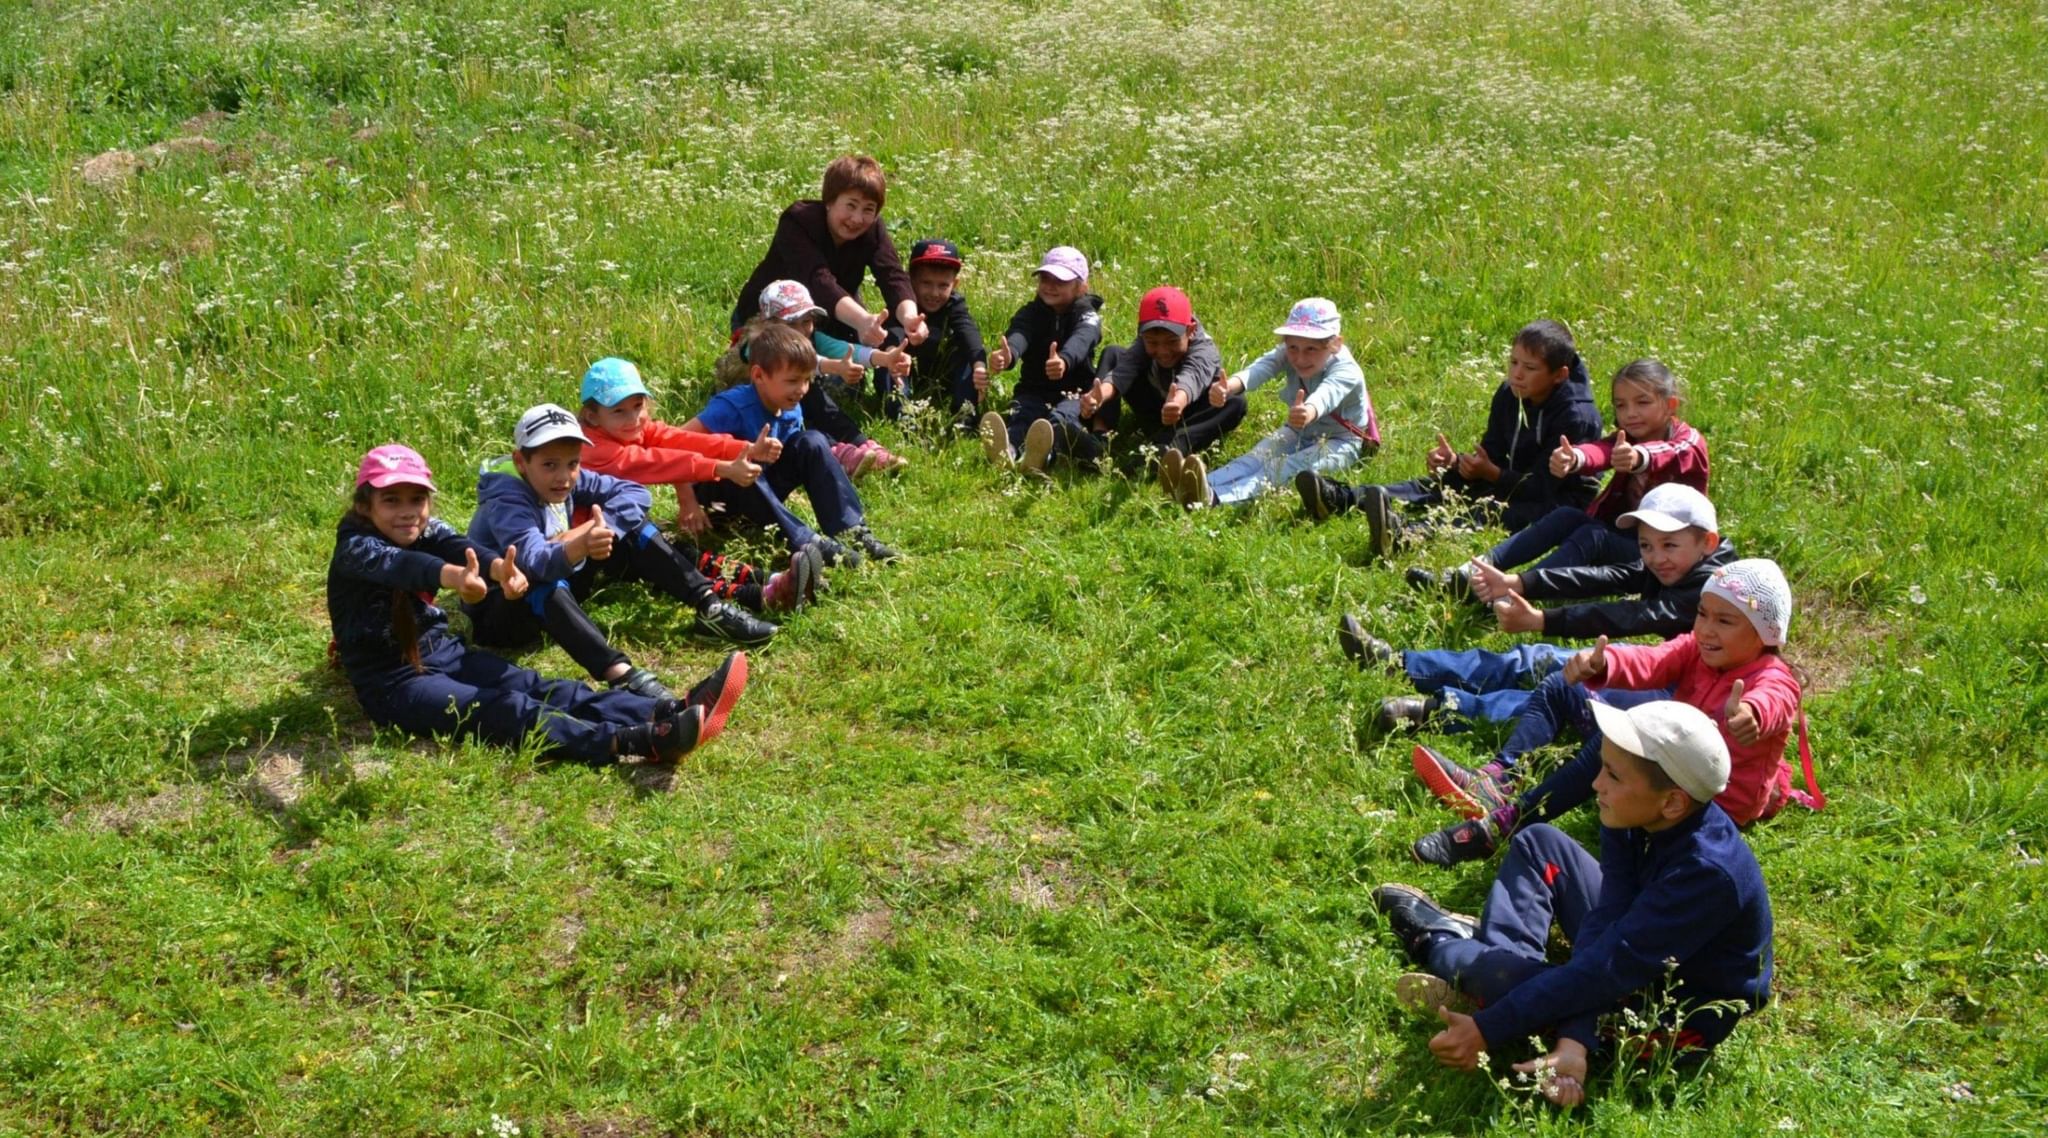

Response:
(979, 411), (1015, 471)
(1020, 418), (1055, 478)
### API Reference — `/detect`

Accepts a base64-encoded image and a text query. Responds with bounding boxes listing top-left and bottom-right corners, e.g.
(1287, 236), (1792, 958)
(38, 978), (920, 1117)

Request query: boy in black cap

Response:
(885, 238), (987, 433)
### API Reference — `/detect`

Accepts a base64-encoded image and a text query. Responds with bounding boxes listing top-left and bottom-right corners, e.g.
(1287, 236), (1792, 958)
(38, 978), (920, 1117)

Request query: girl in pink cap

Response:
(327, 444), (745, 765)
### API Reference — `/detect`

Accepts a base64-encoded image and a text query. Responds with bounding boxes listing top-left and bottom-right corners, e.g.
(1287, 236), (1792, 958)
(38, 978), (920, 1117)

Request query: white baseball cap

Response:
(1589, 699), (1731, 805)
(514, 402), (592, 450)
(1619, 483), (1718, 534)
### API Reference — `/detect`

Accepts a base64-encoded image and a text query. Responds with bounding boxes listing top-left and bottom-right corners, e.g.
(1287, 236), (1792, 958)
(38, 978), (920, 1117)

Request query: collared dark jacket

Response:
(327, 515), (493, 691)
(889, 291), (985, 397)
(468, 460), (652, 590)
(1520, 541), (1738, 641)
(1477, 359), (1604, 513)
(1473, 804), (1774, 1054)
(1102, 320), (1222, 407)
(731, 200), (914, 330)
(998, 294), (1104, 402)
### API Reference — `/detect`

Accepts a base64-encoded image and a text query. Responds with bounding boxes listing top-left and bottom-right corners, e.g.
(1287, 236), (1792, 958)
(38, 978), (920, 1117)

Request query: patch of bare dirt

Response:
(779, 904), (894, 980)
(1008, 859), (1082, 911)
(1796, 589), (1896, 694)
(178, 110), (228, 135)
(73, 783), (213, 835)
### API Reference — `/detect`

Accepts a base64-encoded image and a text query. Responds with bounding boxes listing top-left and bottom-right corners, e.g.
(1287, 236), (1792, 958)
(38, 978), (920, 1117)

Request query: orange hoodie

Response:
(580, 418), (748, 489)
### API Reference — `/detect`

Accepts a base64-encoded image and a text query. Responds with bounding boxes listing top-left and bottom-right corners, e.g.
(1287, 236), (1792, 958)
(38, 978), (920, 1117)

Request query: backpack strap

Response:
(1785, 705), (1825, 811)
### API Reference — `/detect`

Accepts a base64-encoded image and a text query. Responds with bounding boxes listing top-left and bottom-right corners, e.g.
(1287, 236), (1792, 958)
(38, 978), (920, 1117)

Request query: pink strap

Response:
(1786, 705), (1826, 811)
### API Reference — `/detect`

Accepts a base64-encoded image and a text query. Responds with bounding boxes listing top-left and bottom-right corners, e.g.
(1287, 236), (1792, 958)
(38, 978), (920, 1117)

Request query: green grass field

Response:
(2, 0), (2045, 1133)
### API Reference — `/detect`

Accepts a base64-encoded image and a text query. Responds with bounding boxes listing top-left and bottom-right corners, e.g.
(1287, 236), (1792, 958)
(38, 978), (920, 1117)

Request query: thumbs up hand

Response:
(493, 544), (530, 601)
(1287, 386), (1315, 430)
(901, 310), (929, 346)
(1425, 431), (1456, 474)
(1160, 387), (1188, 425)
(989, 340), (1013, 373)
(855, 309), (887, 346)
(1550, 434), (1581, 478)
(1468, 557), (1513, 604)
(1458, 442), (1498, 482)
(586, 506), (614, 561)
(716, 454), (762, 487)
(1565, 635), (1610, 685)
(451, 547), (489, 604)
(1610, 429), (1641, 474)
(1723, 678), (1760, 745)
(971, 360), (990, 397)
(1493, 591), (1544, 633)
(747, 423), (782, 464)
(1207, 376), (1234, 407)
(1044, 341), (1066, 382)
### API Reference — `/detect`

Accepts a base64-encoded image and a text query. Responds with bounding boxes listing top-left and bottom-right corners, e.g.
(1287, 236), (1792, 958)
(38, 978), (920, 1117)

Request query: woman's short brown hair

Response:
(821, 154), (887, 208)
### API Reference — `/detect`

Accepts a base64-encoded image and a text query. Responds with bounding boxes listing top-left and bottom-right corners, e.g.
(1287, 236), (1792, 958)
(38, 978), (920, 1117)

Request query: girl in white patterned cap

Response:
(1408, 558), (1823, 868)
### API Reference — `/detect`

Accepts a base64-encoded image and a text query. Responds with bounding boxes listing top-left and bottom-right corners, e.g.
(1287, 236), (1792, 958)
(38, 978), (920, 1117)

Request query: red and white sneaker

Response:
(831, 440), (881, 480)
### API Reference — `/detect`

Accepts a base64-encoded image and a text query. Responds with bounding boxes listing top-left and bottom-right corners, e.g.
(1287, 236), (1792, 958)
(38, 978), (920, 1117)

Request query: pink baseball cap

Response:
(355, 444), (437, 492)
(759, 279), (827, 321)
(1034, 246), (1089, 282)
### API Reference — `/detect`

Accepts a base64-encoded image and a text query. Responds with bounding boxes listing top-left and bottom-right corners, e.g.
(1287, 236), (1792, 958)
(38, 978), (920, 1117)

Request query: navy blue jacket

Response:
(467, 458), (652, 591)
(1521, 541), (1738, 641)
(998, 294), (1104, 402)
(327, 516), (494, 692)
(1477, 359), (1604, 514)
(888, 291), (985, 398)
(1473, 803), (1774, 1052)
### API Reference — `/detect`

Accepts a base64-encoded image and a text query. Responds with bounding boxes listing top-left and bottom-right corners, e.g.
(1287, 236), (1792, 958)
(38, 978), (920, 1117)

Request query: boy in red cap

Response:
(1084, 285), (1245, 485)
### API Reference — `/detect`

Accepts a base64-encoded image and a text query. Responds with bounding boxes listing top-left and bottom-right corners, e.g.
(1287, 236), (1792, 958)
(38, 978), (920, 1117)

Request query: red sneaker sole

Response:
(1411, 744), (1488, 821)
(697, 652), (749, 746)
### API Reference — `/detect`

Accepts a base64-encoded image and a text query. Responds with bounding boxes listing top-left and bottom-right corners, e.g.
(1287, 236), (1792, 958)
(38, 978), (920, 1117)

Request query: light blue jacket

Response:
(1235, 343), (1379, 446)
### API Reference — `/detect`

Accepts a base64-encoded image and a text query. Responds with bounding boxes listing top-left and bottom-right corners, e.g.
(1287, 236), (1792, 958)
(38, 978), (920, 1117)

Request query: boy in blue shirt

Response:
(684, 321), (900, 566)
(1373, 700), (1773, 1108)
(466, 404), (778, 703)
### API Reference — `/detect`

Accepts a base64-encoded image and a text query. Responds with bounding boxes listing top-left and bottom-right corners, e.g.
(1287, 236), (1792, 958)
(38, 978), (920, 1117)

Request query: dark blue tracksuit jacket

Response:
(327, 515), (495, 693)
(466, 459), (654, 595)
(1473, 803), (1775, 1052)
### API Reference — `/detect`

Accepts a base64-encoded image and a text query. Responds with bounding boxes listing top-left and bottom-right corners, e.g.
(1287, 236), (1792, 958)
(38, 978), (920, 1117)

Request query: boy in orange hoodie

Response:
(577, 357), (823, 610)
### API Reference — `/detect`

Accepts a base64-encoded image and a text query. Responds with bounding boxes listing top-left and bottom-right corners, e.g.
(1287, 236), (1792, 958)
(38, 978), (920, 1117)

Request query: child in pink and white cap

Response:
(1170, 296), (1380, 507)
(719, 279), (911, 479)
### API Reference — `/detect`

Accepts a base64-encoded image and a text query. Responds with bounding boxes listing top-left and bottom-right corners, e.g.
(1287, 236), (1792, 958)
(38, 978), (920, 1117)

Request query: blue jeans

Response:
(1499, 673), (1672, 824)
(1405, 643), (1575, 725)
(1484, 506), (1643, 573)
(1426, 824), (1600, 1005)
(356, 638), (651, 764)
(695, 429), (865, 547)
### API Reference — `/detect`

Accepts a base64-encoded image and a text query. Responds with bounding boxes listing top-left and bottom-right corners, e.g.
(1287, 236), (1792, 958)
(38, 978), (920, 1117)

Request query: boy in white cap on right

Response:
(1374, 699), (1775, 1107)
(1173, 296), (1378, 507)
(979, 245), (1105, 476)
(1345, 483), (1735, 731)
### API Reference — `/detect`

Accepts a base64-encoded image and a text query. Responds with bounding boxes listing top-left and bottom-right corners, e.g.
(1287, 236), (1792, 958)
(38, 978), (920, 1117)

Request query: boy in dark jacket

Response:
(1298, 319), (1603, 560)
(1085, 285), (1246, 484)
(466, 404), (778, 702)
(1346, 485), (1730, 730)
(1374, 700), (1773, 1108)
(884, 238), (987, 432)
(978, 245), (1105, 476)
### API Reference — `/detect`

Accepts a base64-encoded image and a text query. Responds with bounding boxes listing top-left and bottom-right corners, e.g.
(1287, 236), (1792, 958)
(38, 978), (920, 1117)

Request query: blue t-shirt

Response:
(698, 385), (805, 442)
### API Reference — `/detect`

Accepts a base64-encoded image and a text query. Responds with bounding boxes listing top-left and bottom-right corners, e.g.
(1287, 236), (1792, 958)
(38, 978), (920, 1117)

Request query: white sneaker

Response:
(1020, 418), (1055, 479)
(1177, 453), (1211, 507)
(978, 411), (1014, 471)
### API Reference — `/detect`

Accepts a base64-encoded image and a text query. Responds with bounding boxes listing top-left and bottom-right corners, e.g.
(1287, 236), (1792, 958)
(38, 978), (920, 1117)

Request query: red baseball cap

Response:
(1137, 286), (1193, 336)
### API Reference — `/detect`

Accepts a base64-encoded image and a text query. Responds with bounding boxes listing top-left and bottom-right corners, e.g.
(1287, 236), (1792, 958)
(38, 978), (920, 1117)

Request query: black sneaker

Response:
(1337, 613), (1403, 675)
(695, 599), (777, 645)
(1405, 564), (1474, 598)
(809, 535), (862, 571)
(683, 651), (748, 746)
(1412, 816), (1505, 868)
(618, 704), (705, 763)
(609, 665), (675, 703)
(1295, 470), (1349, 521)
(1361, 485), (1397, 560)
(1378, 695), (1439, 733)
(1372, 883), (1474, 965)
(846, 526), (900, 564)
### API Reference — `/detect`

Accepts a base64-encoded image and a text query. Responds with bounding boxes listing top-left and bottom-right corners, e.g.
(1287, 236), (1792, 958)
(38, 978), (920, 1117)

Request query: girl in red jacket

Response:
(577, 357), (822, 611)
(1410, 558), (1823, 866)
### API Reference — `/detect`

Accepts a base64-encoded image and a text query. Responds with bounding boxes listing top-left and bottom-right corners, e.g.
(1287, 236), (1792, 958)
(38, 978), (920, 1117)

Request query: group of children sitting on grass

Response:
(325, 153), (1827, 1108)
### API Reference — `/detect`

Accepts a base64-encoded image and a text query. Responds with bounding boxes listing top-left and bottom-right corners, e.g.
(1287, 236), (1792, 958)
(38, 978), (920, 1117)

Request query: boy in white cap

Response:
(979, 245), (1105, 476)
(1167, 296), (1377, 507)
(1406, 557), (1822, 868)
(1374, 699), (1774, 1107)
(1345, 483), (1734, 731)
(466, 403), (779, 703)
